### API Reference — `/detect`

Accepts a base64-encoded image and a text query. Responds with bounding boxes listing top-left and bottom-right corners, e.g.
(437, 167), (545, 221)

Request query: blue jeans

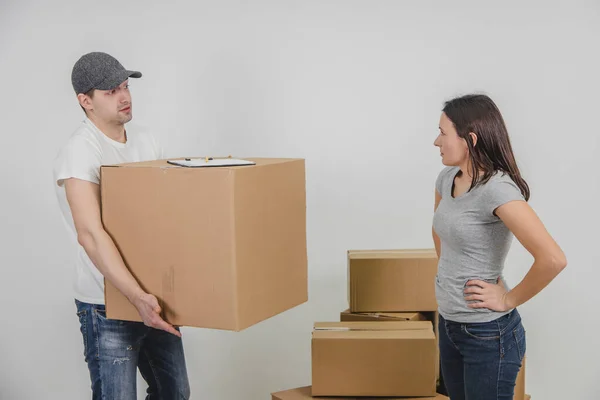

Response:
(75, 300), (191, 400)
(439, 309), (526, 400)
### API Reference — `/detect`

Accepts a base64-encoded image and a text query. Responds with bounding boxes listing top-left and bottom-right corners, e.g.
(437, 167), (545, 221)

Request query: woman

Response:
(432, 94), (566, 400)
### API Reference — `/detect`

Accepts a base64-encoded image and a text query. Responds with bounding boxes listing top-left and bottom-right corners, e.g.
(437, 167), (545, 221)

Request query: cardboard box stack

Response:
(273, 249), (441, 398)
(100, 158), (308, 331)
(273, 248), (530, 399)
(312, 249), (440, 397)
(345, 248), (442, 388)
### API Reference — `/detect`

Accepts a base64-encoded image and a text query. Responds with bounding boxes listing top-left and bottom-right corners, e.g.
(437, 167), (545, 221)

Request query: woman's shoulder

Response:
(437, 165), (460, 182)
(435, 166), (459, 194)
(487, 170), (519, 187)
(482, 170), (525, 203)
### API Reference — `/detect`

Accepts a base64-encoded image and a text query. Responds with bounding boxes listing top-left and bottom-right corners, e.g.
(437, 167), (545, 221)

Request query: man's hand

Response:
(464, 279), (512, 312)
(132, 292), (182, 337)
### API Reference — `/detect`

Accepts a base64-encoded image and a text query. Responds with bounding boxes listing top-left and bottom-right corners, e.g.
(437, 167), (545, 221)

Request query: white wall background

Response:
(1, 1), (598, 399)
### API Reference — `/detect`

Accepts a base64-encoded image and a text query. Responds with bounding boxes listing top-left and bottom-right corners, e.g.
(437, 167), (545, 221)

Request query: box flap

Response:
(314, 321), (432, 331)
(341, 309), (422, 320)
(313, 329), (435, 340)
(348, 248), (437, 260)
(100, 157), (304, 169)
(313, 321), (434, 339)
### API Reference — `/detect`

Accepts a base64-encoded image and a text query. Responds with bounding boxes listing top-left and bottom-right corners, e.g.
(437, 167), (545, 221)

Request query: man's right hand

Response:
(133, 292), (182, 337)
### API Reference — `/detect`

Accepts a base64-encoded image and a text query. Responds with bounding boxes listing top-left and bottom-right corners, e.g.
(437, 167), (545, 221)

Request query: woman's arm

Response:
(465, 200), (567, 310)
(497, 200), (567, 308)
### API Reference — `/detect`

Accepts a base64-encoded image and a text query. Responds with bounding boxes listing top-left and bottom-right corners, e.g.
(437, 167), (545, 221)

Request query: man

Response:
(53, 52), (191, 400)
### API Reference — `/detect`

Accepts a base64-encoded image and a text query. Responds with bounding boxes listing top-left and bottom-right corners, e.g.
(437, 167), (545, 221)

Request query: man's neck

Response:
(88, 114), (126, 143)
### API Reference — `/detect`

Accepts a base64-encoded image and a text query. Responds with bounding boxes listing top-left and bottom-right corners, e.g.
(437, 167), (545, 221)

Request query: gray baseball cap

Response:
(71, 52), (142, 94)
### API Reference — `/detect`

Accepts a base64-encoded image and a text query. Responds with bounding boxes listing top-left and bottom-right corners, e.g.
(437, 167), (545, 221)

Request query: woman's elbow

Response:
(548, 250), (567, 274)
(534, 246), (567, 275)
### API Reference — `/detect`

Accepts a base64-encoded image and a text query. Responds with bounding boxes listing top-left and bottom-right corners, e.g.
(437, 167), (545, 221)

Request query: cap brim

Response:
(127, 70), (142, 79)
(95, 69), (142, 91)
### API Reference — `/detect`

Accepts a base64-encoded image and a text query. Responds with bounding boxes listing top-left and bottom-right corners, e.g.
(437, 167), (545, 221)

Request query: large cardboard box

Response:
(271, 386), (449, 400)
(348, 249), (438, 312)
(311, 321), (437, 397)
(100, 158), (307, 331)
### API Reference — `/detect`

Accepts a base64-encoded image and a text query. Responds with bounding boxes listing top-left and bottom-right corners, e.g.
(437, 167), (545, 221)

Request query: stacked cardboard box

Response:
(273, 248), (530, 399)
(346, 249), (438, 313)
(312, 321), (437, 396)
(338, 309), (440, 391)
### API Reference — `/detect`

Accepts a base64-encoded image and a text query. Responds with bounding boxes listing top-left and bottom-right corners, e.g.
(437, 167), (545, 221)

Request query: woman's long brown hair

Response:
(442, 94), (530, 201)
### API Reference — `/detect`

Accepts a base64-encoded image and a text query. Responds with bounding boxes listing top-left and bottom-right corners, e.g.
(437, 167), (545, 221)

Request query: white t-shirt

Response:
(53, 118), (164, 305)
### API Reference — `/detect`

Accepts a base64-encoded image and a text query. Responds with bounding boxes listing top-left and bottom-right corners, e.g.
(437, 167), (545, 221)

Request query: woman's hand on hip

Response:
(464, 279), (512, 312)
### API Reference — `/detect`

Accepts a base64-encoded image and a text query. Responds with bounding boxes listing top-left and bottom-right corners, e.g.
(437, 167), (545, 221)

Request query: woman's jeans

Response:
(439, 309), (526, 400)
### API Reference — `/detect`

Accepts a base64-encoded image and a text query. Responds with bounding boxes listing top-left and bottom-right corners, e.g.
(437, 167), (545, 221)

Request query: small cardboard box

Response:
(100, 158), (307, 331)
(348, 249), (438, 312)
(271, 386), (449, 400)
(311, 321), (437, 397)
(340, 309), (440, 384)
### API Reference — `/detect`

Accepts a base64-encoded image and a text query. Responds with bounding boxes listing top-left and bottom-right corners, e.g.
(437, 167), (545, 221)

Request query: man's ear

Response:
(77, 93), (93, 113)
(469, 132), (478, 147)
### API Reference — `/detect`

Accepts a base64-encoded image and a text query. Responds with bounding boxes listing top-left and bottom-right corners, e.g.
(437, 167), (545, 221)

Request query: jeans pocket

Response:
(463, 321), (501, 340)
(512, 322), (526, 361)
(93, 305), (109, 322)
(94, 305), (128, 331)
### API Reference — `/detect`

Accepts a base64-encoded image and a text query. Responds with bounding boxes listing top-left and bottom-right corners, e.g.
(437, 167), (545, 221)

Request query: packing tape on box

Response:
(314, 327), (352, 331)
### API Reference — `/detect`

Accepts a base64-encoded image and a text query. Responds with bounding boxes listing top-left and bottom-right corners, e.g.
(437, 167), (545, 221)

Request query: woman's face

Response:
(434, 112), (469, 167)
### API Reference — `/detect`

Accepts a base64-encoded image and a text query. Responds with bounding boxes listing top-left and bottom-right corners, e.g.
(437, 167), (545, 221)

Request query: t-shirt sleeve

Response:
(485, 174), (525, 216)
(53, 136), (102, 187)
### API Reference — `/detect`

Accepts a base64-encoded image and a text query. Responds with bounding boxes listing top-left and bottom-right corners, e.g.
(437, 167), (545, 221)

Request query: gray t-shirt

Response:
(433, 166), (525, 323)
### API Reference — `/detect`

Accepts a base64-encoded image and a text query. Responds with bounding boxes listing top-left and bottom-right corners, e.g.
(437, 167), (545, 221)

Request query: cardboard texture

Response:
(311, 321), (437, 397)
(100, 158), (307, 331)
(348, 249), (438, 312)
(271, 386), (449, 400)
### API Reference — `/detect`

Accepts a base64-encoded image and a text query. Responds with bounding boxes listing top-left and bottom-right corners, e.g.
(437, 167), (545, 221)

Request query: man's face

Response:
(81, 80), (133, 125)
